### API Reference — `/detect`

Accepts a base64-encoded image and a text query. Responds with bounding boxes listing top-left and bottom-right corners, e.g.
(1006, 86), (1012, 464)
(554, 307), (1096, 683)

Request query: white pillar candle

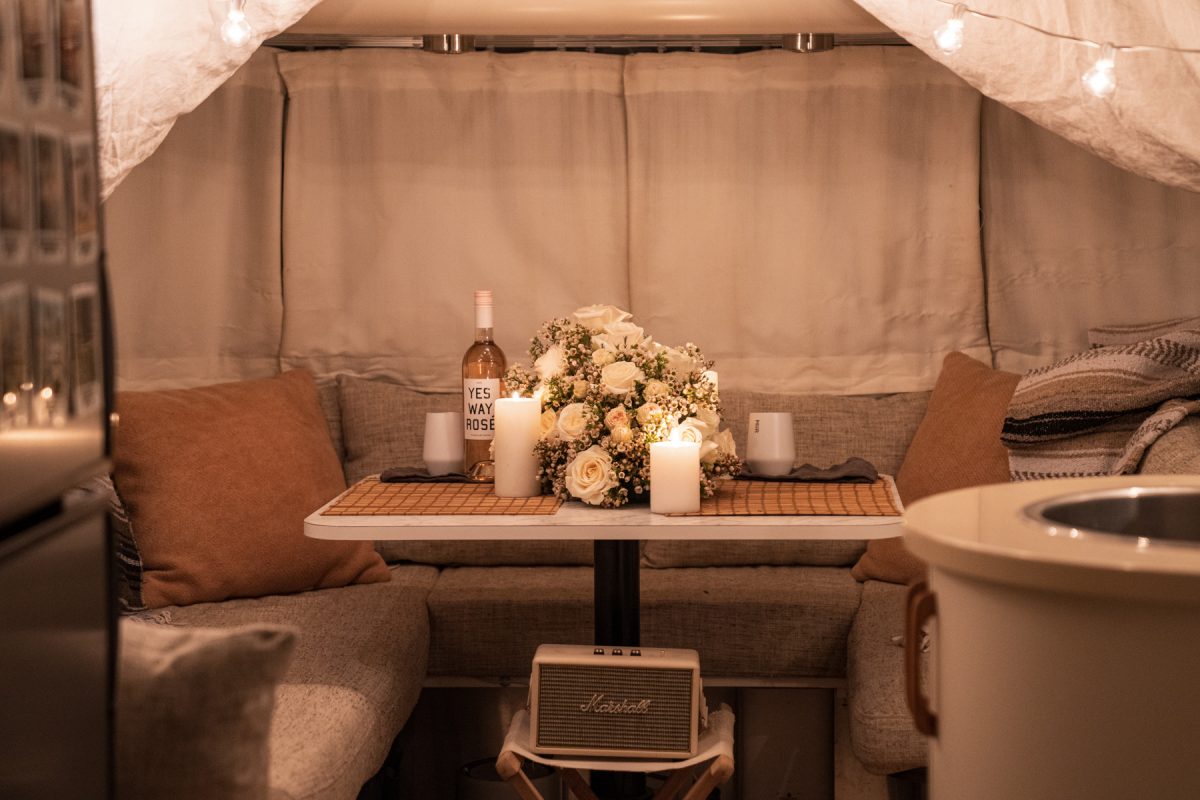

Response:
(493, 396), (542, 497)
(649, 441), (701, 514)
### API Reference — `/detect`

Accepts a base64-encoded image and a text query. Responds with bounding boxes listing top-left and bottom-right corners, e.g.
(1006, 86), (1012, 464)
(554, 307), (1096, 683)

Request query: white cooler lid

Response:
(904, 476), (1200, 603)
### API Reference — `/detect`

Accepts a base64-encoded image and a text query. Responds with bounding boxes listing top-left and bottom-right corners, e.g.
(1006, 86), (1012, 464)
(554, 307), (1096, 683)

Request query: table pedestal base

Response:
(592, 539), (645, 798)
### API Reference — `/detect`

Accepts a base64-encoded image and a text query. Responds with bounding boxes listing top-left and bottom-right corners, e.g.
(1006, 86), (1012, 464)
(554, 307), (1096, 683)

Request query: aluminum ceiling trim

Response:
(264, 32), (909, 50)
(285, 0), (892, 36)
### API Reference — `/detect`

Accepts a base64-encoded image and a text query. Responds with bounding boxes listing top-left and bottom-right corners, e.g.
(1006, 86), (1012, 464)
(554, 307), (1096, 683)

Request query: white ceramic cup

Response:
(745, 412), (796, 476)
(423, 411), (464, 476)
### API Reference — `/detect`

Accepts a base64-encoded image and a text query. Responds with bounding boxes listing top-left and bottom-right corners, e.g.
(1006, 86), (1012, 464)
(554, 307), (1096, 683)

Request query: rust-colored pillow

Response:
(113, 370), (389, 608)
(851, 352), (1020, 585)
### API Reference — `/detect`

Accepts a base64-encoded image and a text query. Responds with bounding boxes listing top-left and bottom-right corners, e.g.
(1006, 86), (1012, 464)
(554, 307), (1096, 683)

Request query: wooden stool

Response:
(494, 707), (735, 800)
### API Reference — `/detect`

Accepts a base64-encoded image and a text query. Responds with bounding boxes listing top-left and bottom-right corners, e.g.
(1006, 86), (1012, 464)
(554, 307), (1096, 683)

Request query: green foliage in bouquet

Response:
(504, 304), (742, 507)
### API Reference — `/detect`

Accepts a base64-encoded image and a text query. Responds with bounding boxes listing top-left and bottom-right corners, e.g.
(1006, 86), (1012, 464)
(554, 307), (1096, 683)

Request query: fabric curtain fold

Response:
(982, 101), (1200, 374)
(276, 50), (629, 391)
(104, 49), (285, 390)
(624, 48), (988, 394)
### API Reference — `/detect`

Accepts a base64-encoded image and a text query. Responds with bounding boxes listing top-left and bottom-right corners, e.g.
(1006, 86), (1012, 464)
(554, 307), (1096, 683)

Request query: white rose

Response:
(714, 429), (736, 457)
(594, 321), (645, 350)
(573, 304), (632, 333)
(573, 379), (590, 399)
(556, 403), (590, 441)
(641, 379), (670, 401)
(636, 402), (663, 425)
(696, 405), (721, 432)
(663, 346), (699, 380)
(675, 418), (710, 444)
(565, 445), (619, 505)
(539, 409), (558, 440)
(610, 424), (633, 444)
(700, 440), (720, 464)
(592, 348), (616, 366)
(605, 405), (630, 430)
(600, 361), (645, 395)
(534, 345), (566, 382)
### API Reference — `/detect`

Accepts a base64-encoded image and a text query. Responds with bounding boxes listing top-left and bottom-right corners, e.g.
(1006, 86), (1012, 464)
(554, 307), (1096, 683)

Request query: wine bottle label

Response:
(463, 378), (500, 440)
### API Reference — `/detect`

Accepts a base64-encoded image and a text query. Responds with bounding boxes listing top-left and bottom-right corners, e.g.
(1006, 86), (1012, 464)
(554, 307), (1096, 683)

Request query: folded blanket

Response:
(739, 457), (878, 483)
(1002, 328), (1200, 480)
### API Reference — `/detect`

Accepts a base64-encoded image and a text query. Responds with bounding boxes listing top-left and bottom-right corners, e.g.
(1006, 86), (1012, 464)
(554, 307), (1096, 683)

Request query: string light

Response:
(221, 0), (254, 47)
(930, 0), (1200, 100)
(933, 3), (968, 55)
(1082, 43), (1117, 98)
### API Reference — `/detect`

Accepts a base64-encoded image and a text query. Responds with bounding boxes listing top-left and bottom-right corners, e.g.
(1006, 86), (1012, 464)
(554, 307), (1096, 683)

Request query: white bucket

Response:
(904, 476), (1200, 800)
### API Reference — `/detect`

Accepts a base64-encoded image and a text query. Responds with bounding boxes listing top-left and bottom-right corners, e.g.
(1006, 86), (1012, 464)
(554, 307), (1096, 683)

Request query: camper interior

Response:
(2, 1), (1200, 799)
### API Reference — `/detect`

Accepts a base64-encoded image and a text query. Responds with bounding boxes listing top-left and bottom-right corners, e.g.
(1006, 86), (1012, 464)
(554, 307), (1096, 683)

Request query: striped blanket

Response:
(1001, 327), (1200, 480)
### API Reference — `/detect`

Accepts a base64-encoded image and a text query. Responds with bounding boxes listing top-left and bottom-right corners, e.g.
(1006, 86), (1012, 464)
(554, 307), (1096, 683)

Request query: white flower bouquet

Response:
(504, 304), (742, 507)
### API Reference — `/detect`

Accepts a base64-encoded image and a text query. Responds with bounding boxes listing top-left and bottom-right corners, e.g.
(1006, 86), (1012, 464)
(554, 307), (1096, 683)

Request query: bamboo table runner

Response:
(674, 478), (901, 517)
(320, 478), (563, 516)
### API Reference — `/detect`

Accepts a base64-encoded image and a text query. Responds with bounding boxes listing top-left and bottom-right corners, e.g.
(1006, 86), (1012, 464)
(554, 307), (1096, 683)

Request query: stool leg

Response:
(651, 765), (694, 800)
(495, 751), (545, 800)
(679, 754), (734, 800)
(560, 768), (600, 800)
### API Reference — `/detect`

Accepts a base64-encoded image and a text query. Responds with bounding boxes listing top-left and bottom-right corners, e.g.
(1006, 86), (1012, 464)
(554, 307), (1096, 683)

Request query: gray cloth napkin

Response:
(739, 457), (878, 483)
(379, 467), (471, 483)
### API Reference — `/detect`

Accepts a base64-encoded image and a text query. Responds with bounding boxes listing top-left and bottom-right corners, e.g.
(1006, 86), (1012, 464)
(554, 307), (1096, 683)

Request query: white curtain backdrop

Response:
(276, 51), (630, 391)
(94, 0), (321, 199)
(625, 48), (989, 394)
(104, 50), (285, 390)
(853, 0), (1200, 193)
(982, 100), (1200, 374)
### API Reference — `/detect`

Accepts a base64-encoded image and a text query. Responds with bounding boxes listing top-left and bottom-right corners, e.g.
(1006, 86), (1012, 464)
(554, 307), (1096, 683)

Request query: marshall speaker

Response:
(529, 644), (702, 759)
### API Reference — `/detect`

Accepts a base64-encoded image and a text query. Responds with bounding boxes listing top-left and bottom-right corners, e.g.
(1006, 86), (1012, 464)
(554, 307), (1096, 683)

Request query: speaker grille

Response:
(535, 664), (694, 754)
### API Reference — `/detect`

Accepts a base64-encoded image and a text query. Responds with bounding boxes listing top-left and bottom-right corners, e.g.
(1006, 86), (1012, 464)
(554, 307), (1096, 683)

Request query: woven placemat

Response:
(321, 478), (563, 516)
(674, 478), (901, 517)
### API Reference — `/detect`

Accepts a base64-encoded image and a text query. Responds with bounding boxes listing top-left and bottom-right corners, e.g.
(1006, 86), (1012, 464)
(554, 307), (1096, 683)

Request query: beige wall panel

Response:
(103, 49), (284, 390)
(277, 50), (629, 391)
(625, 48), (988, 395)
(983, 101), (1200, 374)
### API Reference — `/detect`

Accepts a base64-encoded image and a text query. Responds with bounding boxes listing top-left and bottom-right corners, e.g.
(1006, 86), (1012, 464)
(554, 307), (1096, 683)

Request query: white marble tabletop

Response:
(304, 476), (904, 542)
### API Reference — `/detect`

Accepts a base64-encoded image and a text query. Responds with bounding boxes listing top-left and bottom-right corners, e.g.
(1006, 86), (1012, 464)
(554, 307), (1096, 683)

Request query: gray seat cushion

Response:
(846, 580), (928, 775)
(426, 566), (862, 679)
(158, 565), (437, 800)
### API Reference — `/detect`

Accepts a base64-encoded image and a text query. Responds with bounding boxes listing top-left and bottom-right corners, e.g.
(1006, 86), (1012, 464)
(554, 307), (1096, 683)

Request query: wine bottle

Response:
(462, 290), (506, 479)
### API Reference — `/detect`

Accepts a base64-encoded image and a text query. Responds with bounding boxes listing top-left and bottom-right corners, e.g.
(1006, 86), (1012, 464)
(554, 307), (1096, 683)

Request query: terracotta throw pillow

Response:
(851, 352), (1020, 584)
(113, 369), (389, 608)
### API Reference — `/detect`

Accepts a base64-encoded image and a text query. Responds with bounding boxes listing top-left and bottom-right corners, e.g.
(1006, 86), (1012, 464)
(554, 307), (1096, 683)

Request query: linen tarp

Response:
(853, 0), (1200, 193)
(94, 0), (320, 198)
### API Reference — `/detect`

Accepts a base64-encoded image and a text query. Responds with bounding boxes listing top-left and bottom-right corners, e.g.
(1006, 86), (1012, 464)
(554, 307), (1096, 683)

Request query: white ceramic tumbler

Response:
(745, 412), (795, 476)
(423, 412), (464, 476)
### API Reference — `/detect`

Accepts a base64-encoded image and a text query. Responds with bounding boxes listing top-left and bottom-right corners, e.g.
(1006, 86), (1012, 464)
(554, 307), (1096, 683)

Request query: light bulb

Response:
(933, 3), (968, 55)
(221, 2), (254, 47)
(1082, 43), (1117, 98)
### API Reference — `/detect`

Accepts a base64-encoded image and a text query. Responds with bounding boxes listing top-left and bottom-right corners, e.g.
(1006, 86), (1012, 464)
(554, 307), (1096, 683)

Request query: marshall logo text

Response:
(578, 693), (652, 715)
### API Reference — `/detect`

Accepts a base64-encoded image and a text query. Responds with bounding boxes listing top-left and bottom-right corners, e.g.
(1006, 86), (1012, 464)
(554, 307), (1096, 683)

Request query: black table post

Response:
(594, 539), (640, 646)
(591, 539), (647, 799)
